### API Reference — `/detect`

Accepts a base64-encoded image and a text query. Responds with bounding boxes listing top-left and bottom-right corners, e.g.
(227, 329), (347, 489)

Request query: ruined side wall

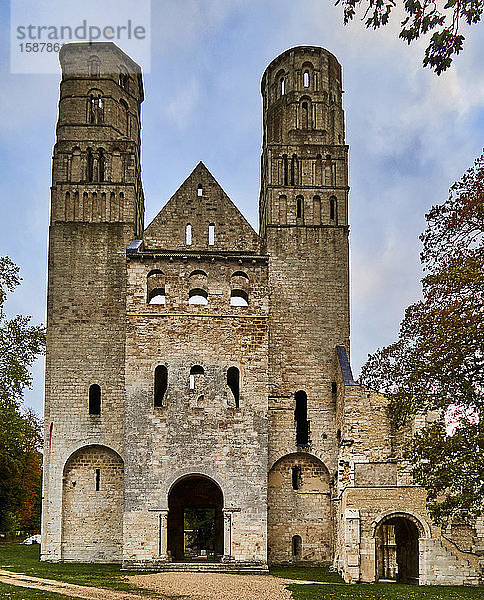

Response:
(335, 381), (482, 585)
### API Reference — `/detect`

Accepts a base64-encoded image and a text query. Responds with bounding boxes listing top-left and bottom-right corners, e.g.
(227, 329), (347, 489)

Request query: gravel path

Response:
(129, 572), (294, 600)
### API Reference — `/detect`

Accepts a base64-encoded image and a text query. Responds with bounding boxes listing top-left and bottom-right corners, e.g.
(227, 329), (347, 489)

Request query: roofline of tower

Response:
(260, 45), (341, 92)
(59, 41), (144, 101)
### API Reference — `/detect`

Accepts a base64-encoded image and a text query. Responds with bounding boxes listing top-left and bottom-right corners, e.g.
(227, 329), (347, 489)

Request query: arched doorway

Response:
(167, 475), (223, 562)
(375, 515), (420, 584)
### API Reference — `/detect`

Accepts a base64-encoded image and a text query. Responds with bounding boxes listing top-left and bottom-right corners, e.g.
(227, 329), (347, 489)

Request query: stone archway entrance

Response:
(376, 516), (420, 584)
(167, 475), (224, 562)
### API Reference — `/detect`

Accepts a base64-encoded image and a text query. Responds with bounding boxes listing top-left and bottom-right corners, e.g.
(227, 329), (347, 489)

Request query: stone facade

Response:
(42, 42), (482, 584)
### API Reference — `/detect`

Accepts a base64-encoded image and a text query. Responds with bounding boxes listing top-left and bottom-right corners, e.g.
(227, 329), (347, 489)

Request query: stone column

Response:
(222, 509), (233, 561)
(159, 509), (169, 560)
(344, 508), (361, 583)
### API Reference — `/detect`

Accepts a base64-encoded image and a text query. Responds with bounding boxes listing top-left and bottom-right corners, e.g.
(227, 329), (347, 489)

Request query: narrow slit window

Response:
(303, 71), (310, 88)
(89, 384), (101, 415)
(227, 367), (240, 408)
(95, 468), (100, 491)
(301, 102), (309, 129)
(291, 154), (297, 185)
(186, 223), (192, 246)
(283, 155), (288, 186)
(292, 535), (302, 558)
(291, 466), (301, 490)
(98, 148), (105, 182)
(294, 390), (309, 446)
(315, 154), (323, 185)
(119, 68), (129, 90)
(197, 185), (203, 197)
(154, 365), (168, 407)
(330, 196), (337, 221)
(208, 223), (215, 246)
(86, 148), (94, 182)
(280, 77), (285, 96)
(296, 196), (304, 220)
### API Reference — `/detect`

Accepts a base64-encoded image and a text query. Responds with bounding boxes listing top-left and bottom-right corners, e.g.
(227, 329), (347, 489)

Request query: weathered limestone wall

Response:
(143, 162), (259, 253)
(261, 47), (350, 566)
(337, 486), (482, 585)
(62, 445), (124, 562)
(42, 222), (130, 560)
(123, 253), (269, 566)
(268, 453), (332, 564)
(42, 42), (143, 562)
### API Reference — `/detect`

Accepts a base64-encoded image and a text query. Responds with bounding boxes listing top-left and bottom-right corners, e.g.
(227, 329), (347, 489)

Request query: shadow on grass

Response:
(269, 567), (483, 600)
(270, 565), (344, 583)
(287, 582), (484, 600)
(0, 543), (142, 592)
(0, 581), (72, 599)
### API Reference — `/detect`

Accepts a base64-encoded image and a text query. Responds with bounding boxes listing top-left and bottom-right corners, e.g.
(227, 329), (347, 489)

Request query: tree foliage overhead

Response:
(336, 0), (484, 74)
(0, 257), (45, 532)
(361, 153), (483, 524)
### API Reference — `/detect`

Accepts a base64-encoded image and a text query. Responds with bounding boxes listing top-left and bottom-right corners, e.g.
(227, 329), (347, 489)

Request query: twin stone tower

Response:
(42, 42), (482, 585)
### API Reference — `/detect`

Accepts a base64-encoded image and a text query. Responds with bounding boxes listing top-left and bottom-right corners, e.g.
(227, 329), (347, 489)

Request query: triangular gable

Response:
(143, 162), (260, 252)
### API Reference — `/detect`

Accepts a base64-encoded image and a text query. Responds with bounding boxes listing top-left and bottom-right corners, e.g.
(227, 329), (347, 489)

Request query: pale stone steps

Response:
(122, 562), (269, 574)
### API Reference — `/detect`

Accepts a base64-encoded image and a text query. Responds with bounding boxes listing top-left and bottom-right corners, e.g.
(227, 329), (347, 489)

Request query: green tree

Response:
(0, 257), (45, 532)
(336, 0), (483, 74)
(361, 153), (483, 525)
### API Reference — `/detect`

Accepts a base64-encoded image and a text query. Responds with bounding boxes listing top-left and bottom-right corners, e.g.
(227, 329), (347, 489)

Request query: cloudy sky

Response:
(1, 0), (483, 416)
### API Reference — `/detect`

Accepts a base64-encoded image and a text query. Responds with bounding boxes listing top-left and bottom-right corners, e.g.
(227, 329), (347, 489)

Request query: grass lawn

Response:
(270, 565), (344, 583)
(0, 543), (141, 592)
(0, 582), (71, 599)
(287, 583), (484, 600)
(1, 546), (482, 600)
(271, 567), (483, 600)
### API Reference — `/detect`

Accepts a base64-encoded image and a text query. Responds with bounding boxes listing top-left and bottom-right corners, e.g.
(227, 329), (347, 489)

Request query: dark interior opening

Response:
(291, 465), (301, 490)
(227, 367), (240, 407)
(294, 390), (309, 446)
(376, 516), (420, 584)
(154, 365), (168, 407)
(88, 384), (101, 415)
(167, 475), (223, 562)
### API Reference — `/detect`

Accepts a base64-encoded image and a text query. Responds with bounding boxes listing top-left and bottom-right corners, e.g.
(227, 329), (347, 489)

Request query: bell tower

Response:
(260, 45), (347, 235)
(261, 46), (350, 564)
(42, 42), (144, 561)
